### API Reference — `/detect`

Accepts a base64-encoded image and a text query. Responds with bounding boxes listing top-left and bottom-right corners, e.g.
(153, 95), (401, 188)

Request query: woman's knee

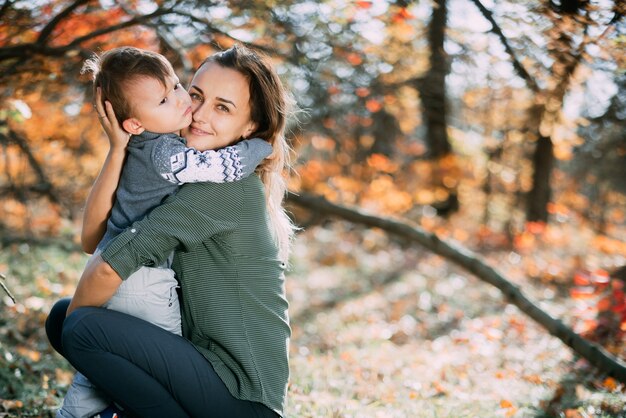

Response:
(45, 297), (71, 355)
(61, 306), (106, 362)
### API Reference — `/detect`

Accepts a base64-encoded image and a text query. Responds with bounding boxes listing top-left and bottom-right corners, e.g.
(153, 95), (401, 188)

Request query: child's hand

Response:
(95, 87), (129, 152)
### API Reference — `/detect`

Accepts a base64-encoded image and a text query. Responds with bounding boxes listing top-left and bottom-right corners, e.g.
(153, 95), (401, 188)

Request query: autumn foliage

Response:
(0, 0), (625, 415)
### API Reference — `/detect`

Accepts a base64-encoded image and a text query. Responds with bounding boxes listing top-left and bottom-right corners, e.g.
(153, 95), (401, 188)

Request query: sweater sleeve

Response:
(153, 136), (272, 185)
(101, 181), (244, 280)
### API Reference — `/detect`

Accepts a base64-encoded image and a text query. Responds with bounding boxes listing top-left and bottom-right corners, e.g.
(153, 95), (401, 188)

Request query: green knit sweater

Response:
(101, 175), (290, 416)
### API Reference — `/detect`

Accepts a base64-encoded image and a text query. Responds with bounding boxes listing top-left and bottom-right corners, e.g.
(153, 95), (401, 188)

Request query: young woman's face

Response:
(183, 62), (257, 151)
(124, 74), (192, 134)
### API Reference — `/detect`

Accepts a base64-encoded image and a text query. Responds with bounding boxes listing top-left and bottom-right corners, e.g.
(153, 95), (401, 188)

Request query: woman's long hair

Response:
(201, 44), (296, 262)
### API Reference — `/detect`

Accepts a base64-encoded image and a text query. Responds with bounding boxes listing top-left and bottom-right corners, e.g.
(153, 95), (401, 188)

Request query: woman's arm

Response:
(81, 91), (130, 253)
(98, 181), (243, 280)
(67, 255), (122, 315)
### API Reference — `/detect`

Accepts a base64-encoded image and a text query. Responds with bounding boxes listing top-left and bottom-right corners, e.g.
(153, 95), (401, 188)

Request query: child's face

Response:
(123, 73), (193, 135)
(183, 62), (257, 151)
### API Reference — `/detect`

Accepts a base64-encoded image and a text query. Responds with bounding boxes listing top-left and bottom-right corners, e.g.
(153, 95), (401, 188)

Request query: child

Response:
(57, 47), (271, 418)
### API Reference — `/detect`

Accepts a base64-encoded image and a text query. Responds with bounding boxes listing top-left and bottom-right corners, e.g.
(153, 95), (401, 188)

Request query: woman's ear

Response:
(122, 118), (144, 135)
(243, 121), (258, 139)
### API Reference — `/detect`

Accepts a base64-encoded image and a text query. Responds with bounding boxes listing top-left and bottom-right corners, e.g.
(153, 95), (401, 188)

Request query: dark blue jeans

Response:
(46, 298), (278, 418)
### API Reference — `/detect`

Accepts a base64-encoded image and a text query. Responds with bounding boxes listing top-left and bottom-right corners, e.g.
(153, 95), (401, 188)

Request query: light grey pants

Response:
(57, 261), (182, 418)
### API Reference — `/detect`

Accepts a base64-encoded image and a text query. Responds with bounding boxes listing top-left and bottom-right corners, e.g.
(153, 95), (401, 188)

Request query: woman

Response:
(46, 44), (295, 417)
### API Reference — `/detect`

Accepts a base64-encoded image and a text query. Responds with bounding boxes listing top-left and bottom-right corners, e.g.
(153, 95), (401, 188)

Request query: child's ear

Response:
(122, 118), (144, 135)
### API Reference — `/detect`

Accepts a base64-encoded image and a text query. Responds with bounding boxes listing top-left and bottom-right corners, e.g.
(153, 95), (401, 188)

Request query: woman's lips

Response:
(183, 106), (192, 116)
(189, 126), (209, 136)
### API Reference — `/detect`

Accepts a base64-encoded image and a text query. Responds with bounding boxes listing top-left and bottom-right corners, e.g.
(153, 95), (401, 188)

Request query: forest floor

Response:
(0, 210), (625, 417)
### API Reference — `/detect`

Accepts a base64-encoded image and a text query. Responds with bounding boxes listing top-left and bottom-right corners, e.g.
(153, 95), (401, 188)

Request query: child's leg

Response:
(104, 266), (181, 335)
(56, 372), (109, 418)
(47, 253), (114, 418)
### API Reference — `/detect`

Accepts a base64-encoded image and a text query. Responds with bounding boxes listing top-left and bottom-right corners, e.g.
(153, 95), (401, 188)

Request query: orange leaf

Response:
(500, 399), (513, 408)
(564, 409), (584, 418)
(525, 221), (546, 234)
(569, 287), (596, 299)
(592, 269), (610, 285)
(365, 99), (382, 113)
(514, 232), (535, 250)
(603, 377), (618, 391)
(327, 85), (341, 95)
(1, 400), (23, 410)
(597, 297), (612, 311)
(347, 52), (363, 66)
(356, 1), (372, 8)
(573, 272), (591, 286)
(392, 8), (415, 22)
(432, 381), (447, 395)
(355, 87), (370, 97)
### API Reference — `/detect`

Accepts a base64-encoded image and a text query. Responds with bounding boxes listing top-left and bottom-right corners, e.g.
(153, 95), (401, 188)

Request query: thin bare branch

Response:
(287, 191), (626, 382)
(172, 10), (279, 56)
(0, 272), (16, 304)
(4, 130), (59, 205)
(467, 0), (540, 93)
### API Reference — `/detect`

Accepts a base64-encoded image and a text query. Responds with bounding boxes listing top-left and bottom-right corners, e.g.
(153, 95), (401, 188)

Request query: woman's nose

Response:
(192, 102), (207, 123)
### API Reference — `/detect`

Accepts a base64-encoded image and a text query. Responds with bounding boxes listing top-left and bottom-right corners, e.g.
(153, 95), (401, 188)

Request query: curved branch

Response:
(467, 0), (540, 93)
(0, 7), (176, 62)
(286, 191), (626, 382)
(36, 0), (91, 45)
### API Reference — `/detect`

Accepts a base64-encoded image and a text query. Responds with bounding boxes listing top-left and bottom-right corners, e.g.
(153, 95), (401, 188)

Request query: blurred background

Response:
(0, 0), (625, 416)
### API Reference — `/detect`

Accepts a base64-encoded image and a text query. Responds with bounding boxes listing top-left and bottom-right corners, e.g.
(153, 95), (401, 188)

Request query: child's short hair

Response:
(82, 47), (174, 125)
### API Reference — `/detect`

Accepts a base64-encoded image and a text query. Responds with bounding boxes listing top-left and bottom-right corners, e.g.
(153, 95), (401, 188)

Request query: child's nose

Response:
(178, 91), (190, 107)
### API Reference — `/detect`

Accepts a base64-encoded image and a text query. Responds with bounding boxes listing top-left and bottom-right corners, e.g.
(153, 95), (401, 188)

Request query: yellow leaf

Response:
(16, 346), (41, 362)
(1, 400), (23, 410)
(500, 399), (513, 408)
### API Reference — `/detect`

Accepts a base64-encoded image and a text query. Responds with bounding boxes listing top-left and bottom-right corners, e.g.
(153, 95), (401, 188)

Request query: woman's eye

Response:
(159, 98), (168, 105)
(174, 83), (180, 90)
(190, 93), (203, 102)
(217, 104), (229, 112)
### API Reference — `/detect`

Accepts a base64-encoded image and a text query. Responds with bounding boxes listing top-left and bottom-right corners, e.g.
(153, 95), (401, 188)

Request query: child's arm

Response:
(81, 95), (129, 254)
(154, 137), (272, 184)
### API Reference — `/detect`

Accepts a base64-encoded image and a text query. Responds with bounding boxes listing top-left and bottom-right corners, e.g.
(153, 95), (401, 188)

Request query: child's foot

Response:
(92, 404), (124, 418)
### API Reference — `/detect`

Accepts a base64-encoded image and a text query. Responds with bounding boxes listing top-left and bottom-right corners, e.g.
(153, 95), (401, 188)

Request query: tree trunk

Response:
(419, 0), (451, 159)
(287, 191), (626, 382)
(370, 109), (401, 157)
(527, 134), (554, 222)
(416, 0), (459, 216)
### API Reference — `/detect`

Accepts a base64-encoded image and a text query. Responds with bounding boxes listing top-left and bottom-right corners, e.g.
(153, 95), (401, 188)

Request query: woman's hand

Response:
(95, 87), (129, 152)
